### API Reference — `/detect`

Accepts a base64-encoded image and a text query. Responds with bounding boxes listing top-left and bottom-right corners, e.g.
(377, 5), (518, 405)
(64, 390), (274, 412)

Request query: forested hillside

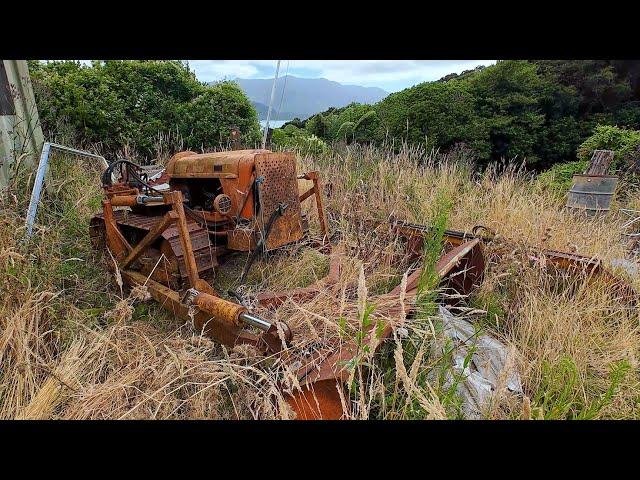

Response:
(279, 60), (640, 170)
(27, 60), (640, 171)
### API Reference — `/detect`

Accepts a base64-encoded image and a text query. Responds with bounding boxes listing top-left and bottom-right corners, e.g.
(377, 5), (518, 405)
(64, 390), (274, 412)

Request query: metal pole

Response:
(24, 142), (108, 240)
(24, 142), (51, 238)
(261, 60), (281, 150)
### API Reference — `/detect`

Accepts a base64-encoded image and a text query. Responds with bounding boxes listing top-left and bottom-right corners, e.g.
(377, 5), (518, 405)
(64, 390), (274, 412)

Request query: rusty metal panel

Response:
(566, 174), (618, 215)
(167, 149), (269, 178)
(255, 152), (304, 250)
(227, 227), (257, 251)
(585, 150), (614, 175)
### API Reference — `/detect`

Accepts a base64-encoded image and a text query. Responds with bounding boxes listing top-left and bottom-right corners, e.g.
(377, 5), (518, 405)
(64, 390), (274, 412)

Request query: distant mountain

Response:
(251, 101), (295, 121)
(229, 76), (388, 120)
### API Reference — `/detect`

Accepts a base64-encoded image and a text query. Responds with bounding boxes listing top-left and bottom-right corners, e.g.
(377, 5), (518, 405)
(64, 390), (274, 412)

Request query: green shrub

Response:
(29, 60), (260, 160)
(176, 81), (261, 149)
(536, 159), (589, 195)
(577, 124), (640, 170)
(271, 125), (328, 155)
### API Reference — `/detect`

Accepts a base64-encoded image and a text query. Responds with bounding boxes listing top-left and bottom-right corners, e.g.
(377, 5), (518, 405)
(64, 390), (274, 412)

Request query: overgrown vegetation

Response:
(3, 59), (640, 419)
(27, 59), (640, 172)
(282, 60), (640, 170)
(2, 143), (639, 419)
(28, 60), (262, 160)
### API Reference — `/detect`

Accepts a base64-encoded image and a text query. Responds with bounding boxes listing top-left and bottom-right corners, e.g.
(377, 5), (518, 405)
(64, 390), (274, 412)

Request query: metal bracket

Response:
(24, 142), (108, 240)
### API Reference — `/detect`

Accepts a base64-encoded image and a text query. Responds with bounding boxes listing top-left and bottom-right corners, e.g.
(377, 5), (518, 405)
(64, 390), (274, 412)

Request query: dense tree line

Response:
(28, 60), (262, 159)
(280, 60), (640, 170)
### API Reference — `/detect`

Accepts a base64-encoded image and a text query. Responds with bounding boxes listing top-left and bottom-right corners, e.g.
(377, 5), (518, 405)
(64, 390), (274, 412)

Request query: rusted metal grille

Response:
(566, 174), (618, 215)
(255, 152), (303, 250)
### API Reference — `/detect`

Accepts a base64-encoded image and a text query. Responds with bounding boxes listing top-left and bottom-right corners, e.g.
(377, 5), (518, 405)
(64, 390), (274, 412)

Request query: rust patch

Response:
(255, 152), (304, 250)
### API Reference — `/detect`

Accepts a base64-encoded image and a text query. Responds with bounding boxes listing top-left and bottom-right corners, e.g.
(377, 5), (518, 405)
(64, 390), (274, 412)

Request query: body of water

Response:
(259, 119), (291, 129)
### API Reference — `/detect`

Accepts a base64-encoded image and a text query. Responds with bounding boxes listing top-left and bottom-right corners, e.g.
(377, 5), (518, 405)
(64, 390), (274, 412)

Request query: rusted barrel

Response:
(566, 174), (618, 216)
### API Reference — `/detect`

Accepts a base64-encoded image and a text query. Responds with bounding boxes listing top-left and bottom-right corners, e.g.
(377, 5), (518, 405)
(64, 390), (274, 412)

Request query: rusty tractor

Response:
(90, 149), (327, 354)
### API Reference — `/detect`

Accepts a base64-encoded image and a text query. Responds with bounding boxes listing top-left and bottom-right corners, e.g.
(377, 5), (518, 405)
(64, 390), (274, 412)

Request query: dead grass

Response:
(1, 143), (639, 419)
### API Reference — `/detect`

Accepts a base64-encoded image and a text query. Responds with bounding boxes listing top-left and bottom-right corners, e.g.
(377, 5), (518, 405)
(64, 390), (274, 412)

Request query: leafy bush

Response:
(326, 103), (383, 143)
(28, 60), (260, 160)
(536, 159), (589, 195)
(176, 81), (261, 150)
(577, 124), (640, 170)
(271, 124), (328, 155)
(377, 80), (488, 155)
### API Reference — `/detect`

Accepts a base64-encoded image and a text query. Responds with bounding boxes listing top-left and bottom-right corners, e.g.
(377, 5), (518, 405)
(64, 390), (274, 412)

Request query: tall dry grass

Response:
(1, 143), (639, 419)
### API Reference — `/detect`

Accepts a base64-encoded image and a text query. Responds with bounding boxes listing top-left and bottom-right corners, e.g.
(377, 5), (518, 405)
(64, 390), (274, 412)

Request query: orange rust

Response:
(285, 239), (486, 420)
(122, 270), (258, 348)
(168, 191), (200, 288)
(121, 211), (177, 269)
(91, 150), (327, 370)
(194, 292), (246, 328)
(255, 152), (305, 250)
(109, 195), (138, 207)
(101, 199), (131, 259)
(165, 150), (198, 177)
(286, 380), (345, 420)
(310, 172), (329, 242)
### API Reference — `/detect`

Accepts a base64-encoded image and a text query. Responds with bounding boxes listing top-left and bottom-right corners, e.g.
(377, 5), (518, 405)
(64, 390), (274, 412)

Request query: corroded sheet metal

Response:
(227, 228), (257, 251)
(585, 150), (615, 175)
(166, 149), (269, 179)
(255, 152), (304, 250)
(91, 210), (219, 281)
(284, 239), (486, 420)
(566, 174), (618, 214)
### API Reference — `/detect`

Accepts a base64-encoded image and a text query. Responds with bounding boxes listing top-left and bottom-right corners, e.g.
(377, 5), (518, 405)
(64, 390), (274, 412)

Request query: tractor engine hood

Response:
(166, 149), (272, 179)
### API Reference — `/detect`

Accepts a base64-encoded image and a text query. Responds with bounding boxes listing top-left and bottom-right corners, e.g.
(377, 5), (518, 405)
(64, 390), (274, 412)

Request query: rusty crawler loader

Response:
(90, 149), (329, 357)
(89, 148), (494, 419)
(90, 148), (491, 419)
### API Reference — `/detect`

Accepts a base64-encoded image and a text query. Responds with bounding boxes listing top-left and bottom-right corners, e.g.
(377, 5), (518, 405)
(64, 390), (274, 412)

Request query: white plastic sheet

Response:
(434, 305), (522, 419)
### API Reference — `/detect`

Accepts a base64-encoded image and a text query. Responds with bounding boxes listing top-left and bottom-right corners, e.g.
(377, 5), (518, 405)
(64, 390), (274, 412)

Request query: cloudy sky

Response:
(187, 60), (495, 92)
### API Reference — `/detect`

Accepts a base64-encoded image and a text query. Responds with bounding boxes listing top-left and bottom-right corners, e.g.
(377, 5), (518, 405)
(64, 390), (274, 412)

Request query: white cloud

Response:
(187, 60), (496, 91)
(187, 60), (261, 81)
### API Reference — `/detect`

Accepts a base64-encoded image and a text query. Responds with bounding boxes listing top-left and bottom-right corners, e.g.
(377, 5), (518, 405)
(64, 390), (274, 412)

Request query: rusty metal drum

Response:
(566, 174), (618, 216)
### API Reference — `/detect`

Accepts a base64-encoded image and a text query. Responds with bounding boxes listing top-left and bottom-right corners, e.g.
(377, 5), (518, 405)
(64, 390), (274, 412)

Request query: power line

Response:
(275, 60), (290, 122)
(261, 60), (281, 149)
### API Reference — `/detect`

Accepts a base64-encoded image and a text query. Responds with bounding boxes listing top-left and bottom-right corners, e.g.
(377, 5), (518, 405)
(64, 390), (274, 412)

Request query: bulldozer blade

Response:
(283, 238), (485, 420)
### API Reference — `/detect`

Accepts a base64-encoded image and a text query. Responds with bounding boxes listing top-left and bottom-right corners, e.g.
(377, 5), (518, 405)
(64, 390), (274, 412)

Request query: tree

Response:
(29, 60), (260, 159)
(177, 81), (261, 149)
(377, 79), (489, 156)
(305, 113), (328, 139)
(467, 60), (547, 166)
